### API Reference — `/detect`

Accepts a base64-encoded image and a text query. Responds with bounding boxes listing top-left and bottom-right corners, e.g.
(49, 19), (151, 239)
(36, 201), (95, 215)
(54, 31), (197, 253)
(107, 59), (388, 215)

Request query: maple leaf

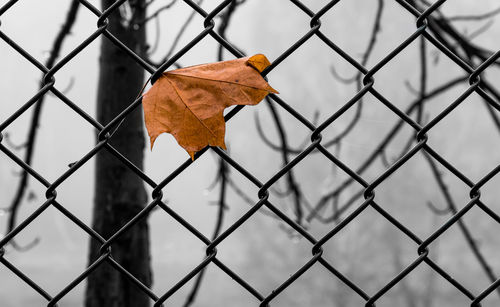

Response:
(142, 54), (278, 159)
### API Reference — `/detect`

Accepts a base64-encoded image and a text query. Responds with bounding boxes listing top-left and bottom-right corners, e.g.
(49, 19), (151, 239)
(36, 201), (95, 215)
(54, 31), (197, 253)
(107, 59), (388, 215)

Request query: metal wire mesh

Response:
(1, 0), (500, 306)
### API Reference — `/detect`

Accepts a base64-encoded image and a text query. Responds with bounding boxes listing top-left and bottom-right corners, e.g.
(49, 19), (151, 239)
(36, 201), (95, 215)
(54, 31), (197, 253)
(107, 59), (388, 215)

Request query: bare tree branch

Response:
(5, 0), (80, 251)
(183, 158), (228, 307)
(183, 2), (243, 305)
(256, 0), (385, 158)
(306, 75), (467, 223)
(423, 151), (500, 298)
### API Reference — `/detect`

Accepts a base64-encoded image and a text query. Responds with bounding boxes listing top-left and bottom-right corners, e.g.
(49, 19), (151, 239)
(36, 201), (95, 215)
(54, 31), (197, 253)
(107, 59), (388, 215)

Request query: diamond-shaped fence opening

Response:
(1, 0), (500, 306)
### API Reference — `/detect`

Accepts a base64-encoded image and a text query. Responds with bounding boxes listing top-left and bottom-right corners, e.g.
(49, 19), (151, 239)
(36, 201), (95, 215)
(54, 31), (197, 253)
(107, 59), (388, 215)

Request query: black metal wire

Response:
(0, 0), (499, 306)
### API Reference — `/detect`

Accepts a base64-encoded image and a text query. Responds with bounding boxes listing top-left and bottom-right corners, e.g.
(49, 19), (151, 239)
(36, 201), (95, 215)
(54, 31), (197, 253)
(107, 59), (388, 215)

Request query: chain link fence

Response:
(1, 0), (500, 306)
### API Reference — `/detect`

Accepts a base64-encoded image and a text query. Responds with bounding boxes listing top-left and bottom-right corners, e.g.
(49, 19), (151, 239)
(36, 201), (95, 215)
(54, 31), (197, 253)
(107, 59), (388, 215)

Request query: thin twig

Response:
(264, 96), (304, 224)
(320, 0), (385, 149)
(2, 133), (28, 151)
(390, 35), (428, 163)
(330, 65), (357, 84)
(427, 201), (451, 215)
(446, 6), (500, 22)
(136, 0), (176, 26)
(160, 0), (203, 64)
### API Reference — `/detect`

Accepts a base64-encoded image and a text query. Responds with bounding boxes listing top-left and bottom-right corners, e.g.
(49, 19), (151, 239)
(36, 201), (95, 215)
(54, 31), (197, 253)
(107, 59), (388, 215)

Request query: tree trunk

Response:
(85, 1), (151, 306)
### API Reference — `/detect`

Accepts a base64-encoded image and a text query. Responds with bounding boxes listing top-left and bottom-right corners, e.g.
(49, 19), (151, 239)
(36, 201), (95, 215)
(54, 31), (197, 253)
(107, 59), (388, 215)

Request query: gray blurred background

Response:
(1, 0), (500, 306)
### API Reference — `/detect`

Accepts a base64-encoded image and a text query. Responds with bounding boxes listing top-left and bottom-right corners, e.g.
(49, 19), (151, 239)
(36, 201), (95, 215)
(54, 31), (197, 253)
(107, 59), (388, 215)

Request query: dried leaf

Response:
(142, 54), (278, 159)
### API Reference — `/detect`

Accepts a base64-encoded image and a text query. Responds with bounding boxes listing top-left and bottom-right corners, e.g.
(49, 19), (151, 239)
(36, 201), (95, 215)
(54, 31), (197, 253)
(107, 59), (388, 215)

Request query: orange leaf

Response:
(142, 54), (278, 159)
